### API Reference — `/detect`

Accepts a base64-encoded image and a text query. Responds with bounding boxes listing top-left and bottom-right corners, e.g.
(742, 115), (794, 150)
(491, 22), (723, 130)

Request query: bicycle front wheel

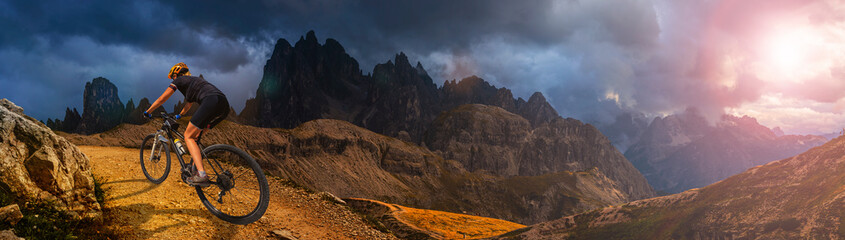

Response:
(196, 144), (269, 225)
(140, 133), (171, 184)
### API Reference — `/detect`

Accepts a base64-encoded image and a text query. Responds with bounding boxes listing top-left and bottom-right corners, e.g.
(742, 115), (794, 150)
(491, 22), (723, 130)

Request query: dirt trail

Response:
(79, 145), (397, 240)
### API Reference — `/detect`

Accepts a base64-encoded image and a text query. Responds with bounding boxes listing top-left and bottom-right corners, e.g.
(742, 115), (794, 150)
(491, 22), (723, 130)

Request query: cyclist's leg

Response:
(185, 96), (219, 172)
(185, 95), (226, 175)
(184, 122), (206, 173)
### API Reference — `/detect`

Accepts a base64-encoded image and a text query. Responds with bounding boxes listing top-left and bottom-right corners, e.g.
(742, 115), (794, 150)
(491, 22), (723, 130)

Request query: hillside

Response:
(79, 145), (395, 239)
(58, 115), (643, 225)
(346, 198), (525, 239)
(501, 135), (845, 239)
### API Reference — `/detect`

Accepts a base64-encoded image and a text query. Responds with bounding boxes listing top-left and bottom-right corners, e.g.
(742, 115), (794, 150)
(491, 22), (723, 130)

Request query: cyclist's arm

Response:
(146, 86), (176, 114)
(180, 102), (193, 115)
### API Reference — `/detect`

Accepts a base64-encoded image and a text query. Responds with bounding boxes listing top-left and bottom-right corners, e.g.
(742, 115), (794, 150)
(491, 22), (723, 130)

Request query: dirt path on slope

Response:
(78, 146), (397, 240)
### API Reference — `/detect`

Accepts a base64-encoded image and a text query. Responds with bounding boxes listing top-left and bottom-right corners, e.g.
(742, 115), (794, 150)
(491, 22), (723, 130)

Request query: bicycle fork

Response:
(150, 130), (168, 163)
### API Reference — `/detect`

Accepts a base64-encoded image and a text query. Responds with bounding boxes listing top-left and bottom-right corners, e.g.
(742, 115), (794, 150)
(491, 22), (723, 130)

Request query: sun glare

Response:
(756, 25), (827, 83)
(768, 33), (805, 69)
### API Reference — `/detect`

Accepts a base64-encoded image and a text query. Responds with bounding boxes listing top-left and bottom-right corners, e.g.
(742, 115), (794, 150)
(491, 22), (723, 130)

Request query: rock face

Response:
(0, 204), (22, 226)
(425, 105), (531, 176)
(242, 31), (559, 142)
(75, 77), (125, 134)
(626, 110), (827, 193)
(357, 53), (441, 140)
(0, 99), (100, 219)
(425, 104), (654, 200)
(507, 135), (845, 240)
(252, 31), (369, 129)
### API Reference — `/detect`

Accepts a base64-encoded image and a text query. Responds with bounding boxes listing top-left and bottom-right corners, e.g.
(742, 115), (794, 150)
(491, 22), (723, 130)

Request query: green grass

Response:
(6, 200), (114, 240)
(0, 175), (114, 239)
(93, 176), (107, 206)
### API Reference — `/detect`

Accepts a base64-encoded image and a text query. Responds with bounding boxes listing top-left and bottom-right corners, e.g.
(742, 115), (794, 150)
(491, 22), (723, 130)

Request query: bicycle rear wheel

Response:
(196, 144), (269, 225)
(140, 133), (171, 184)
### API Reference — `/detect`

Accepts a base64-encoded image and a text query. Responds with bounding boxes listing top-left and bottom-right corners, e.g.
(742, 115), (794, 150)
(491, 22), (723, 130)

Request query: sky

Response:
(2, 0), (845, 135)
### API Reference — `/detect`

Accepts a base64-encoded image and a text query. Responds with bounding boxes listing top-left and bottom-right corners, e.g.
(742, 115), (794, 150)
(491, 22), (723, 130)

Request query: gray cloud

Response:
(1, 0), (841, 134)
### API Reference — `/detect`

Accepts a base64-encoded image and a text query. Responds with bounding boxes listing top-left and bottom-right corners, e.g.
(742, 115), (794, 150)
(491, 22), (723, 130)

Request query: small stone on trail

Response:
(0, 204), (23, 226)
(271, 229), (298, 240)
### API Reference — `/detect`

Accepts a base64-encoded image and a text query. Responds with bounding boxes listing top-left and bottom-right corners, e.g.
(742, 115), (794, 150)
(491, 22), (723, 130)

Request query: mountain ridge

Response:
(242, 31), (559, 143)
(625, 109), (827, 193)
(501, 134), (845, 239)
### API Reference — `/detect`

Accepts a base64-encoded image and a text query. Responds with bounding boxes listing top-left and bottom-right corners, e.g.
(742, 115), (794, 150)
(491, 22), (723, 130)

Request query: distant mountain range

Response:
(623, 108), (827, 193)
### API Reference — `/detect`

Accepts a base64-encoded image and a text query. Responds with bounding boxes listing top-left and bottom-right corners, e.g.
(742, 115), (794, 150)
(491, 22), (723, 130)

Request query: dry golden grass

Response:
(393, 205), (526, 239)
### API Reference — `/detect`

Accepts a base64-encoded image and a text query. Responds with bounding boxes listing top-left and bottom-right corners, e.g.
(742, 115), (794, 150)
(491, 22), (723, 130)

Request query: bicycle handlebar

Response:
(148, 112), (177, 121)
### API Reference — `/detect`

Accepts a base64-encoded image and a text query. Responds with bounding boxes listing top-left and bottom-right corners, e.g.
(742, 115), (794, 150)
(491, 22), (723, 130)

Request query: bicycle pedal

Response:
(187, 181), (212, 188)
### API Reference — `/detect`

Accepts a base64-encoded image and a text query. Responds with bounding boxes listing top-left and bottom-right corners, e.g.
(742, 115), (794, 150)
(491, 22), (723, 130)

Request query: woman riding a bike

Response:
(145, 62), (229, 186)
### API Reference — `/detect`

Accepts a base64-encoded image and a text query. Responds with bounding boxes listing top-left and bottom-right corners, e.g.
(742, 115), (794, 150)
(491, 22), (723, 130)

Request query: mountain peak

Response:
(77, 77), (124, 134)
(528, 92), (547, 103)
(394, 52), (411, 68)
(305, 30), (318, 44)
(272, 38), (292, 53)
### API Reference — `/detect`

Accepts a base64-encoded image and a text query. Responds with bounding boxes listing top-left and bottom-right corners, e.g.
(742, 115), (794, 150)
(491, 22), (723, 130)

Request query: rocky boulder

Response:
(0, 229), (22, 240)
(0, 204), (22, 226)
(0, 99), (100, 219)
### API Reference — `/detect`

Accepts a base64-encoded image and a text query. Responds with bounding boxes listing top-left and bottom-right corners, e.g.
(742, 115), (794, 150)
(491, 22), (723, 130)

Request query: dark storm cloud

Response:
(1, 1), (251, 71)
(2, 0), (837, 133)
(0, 0), (665, 125)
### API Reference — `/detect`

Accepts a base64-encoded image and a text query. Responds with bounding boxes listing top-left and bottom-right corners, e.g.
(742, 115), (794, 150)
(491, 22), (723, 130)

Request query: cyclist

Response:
(144, 62), (229, 186)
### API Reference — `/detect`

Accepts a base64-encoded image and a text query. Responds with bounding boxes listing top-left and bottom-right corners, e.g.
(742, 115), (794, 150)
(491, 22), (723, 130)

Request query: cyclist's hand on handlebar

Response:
(144, 111), (153, 119)
(174, 114), (181, 120)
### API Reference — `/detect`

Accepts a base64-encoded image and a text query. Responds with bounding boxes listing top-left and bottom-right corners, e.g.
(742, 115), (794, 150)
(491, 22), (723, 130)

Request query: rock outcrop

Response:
(357, 53), (441, 140)
(425, 104), (654, 200)
(0, 204), (22, 226)
(504, 134), (844, 239)
(252, 31), (369, 129)
(0, 99), (100, 219)
(75, 77), (125, 134)
(626, 110), (827, 193)
(241, 31), (560, 143)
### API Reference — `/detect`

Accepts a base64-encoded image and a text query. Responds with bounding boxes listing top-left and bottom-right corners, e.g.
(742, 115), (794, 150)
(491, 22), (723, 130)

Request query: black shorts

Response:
(191, 95), (229, 130)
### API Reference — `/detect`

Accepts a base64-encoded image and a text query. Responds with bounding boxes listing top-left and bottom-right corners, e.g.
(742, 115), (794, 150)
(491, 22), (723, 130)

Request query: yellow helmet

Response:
(168, 62), (191, 79)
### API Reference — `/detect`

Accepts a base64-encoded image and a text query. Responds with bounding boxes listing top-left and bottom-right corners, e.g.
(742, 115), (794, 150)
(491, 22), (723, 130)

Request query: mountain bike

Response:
(139, 112), (269, 225)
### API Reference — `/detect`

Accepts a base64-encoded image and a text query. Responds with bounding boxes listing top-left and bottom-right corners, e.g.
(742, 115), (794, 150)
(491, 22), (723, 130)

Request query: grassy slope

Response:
(508, 136), (845, 239)
(348, 198), (525, 239)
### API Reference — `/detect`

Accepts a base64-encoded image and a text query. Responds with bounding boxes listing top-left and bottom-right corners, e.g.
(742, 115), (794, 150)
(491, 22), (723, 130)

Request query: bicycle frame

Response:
(153, 114), (228, 183)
